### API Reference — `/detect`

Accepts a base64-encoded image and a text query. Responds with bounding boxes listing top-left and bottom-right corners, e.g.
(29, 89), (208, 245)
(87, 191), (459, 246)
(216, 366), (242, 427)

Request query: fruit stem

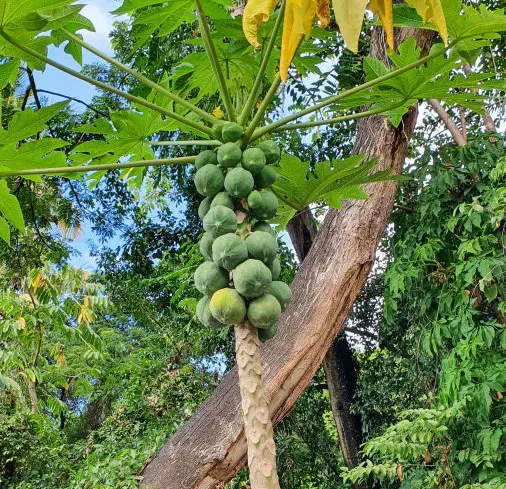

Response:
(234, 321), (280, 489)
(195, 0), (237, 122)
(239, 0), (286, 126)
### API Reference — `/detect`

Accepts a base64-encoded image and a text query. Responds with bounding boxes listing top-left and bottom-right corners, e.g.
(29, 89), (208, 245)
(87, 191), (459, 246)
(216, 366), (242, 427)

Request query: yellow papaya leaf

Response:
(212, 106), (225, 119)
(405, 0), (447, 45)
(369, 0), (394, 50)
(280, 0), (317, 82)
(32, 272), (43, 292)
(331, 0), (368, 52)
(243, 0), (280, 48)
(316, 0), (331, 28)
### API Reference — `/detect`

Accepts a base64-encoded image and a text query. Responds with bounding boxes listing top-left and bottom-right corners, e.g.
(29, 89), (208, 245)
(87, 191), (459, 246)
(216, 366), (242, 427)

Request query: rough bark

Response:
(323, 337), (362, 470)
(235, 322), (279, 489)
(286, 209), (363, 474)
(141, 27), (434, 489)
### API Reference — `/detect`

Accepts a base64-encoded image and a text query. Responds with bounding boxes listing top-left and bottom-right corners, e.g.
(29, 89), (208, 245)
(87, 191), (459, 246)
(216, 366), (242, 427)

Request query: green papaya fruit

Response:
(268, 257), (281, 280)
(217, 142), (242, 168)
(199, 232), (214, 261)
(242, 147), (266, 175)
(222, 122), (244, 143)
(198, 197), (212, 220)
(253, 221), (276, 236)
(212, 124), (224, 142)
(195, 149), (217, 169)
(211, 191), (234, 210)
(254, 165), (278, 188)
(203, 205), (238, 238)
(258, 140), (281, 164)
(194, 164), (224, 197)
(248, 190), (262, 209)
(212, 233), (248, 270)
(194, 261), (229, 296)
(250, 189), (278, 220)
(224, 167), (254, 198)
(246, 231), (278, 264)
(247, 293), (281, 329)
(233, 259), (272, 298)
(258, 322), (278, 342)
(266, 281), (292, 311)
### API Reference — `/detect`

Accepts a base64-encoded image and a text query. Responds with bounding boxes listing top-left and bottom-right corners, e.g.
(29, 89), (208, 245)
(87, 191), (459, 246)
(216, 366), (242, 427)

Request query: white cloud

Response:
(81, 1), (119, 54)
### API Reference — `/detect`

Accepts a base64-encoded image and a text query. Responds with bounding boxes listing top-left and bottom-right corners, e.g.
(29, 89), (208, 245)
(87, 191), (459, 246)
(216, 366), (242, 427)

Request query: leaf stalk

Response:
(0, 29), (212, 136)
(195, 0), (236, 122)
(62, 29), (221, 126)
(0, 157), (195, 178)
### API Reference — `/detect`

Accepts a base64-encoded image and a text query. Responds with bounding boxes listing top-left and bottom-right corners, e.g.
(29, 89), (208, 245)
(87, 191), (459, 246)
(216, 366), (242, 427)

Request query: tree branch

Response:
(427, 99), (467, 147)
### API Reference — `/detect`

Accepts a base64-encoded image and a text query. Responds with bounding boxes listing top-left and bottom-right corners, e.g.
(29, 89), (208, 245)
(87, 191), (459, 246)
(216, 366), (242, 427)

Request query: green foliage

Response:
(350, 135), (506, 488)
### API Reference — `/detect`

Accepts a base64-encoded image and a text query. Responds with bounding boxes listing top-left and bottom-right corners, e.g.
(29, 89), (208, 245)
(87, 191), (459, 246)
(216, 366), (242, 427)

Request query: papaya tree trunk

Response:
(235, 321), (280, 489)
(140, 27), (435, 489)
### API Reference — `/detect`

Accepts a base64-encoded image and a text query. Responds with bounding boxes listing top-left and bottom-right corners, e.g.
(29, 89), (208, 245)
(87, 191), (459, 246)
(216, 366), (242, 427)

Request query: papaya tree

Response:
(0, 0), (505, 487)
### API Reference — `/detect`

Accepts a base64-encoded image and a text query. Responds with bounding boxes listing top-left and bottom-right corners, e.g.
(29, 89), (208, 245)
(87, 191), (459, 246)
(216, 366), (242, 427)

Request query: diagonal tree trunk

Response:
(141, 27), (434, 489)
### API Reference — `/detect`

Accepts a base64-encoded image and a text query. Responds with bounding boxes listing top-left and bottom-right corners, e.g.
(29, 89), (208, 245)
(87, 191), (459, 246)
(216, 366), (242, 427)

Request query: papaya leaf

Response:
(0, 179), (25, 236)
(0, 216), (10, 245)
(331, 0), (368, 53)
(0, 100), (69, 145)
(271, 153), (399, 230)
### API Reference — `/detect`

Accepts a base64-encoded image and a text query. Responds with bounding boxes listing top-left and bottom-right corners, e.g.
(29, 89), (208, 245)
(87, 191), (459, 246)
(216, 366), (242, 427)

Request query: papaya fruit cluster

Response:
(194, 122), (291, 342)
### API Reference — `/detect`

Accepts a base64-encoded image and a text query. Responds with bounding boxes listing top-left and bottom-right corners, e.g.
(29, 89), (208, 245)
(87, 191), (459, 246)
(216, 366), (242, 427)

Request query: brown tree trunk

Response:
(141, 27), (434, 489)
(287, 209), (363, 474)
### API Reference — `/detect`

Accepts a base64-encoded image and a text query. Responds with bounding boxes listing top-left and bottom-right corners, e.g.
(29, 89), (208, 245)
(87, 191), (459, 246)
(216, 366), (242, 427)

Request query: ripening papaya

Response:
(210, 288), (246, 324)
(247, 293), (281, 329)
(247, 190), (262, 209)
(197, 295), (226, 328)
(212, 124), (225, 142)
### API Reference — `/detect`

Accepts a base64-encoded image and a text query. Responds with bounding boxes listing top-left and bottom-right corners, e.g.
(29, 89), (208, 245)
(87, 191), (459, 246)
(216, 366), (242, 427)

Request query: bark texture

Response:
(235, 322), (280, 489)
(141, 27), (434, 489)
(323, 337), (362, 470)
(287, 209), (363, 474)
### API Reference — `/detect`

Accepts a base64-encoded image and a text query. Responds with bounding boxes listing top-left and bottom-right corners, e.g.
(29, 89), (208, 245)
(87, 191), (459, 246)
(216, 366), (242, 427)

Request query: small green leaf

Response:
(0, 179), (24, 233)
(0, 216), (11, 244)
